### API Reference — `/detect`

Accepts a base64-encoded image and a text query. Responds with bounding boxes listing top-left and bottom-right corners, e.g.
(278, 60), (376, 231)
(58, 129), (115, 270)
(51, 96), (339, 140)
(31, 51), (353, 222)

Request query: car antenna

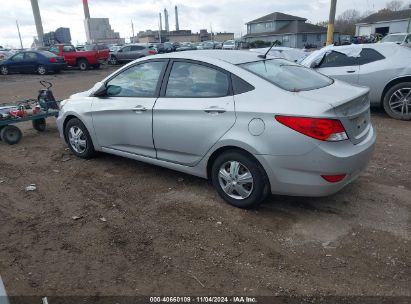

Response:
(258, 42), (275, 59)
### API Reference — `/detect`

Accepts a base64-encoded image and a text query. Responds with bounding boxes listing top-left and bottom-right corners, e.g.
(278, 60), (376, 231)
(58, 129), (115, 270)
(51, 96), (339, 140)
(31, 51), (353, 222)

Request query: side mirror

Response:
(91, 81), (106, 97)
(106, 85), (122, 96)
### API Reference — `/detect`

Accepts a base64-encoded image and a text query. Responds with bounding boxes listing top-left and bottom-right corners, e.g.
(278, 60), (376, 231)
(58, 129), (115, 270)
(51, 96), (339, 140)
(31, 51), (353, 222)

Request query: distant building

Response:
(243, 12), (339, 48)
(355, 8), (411, 36)
(134, 29), (234, 43)
(55, 27), (71, 43)
(85, 18), (124, 44)
(42, 27), (71, 46)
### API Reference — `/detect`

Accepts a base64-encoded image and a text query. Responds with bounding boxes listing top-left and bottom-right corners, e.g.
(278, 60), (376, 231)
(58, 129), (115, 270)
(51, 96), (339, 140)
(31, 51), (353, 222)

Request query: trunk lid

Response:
(297, 80), (371, 145)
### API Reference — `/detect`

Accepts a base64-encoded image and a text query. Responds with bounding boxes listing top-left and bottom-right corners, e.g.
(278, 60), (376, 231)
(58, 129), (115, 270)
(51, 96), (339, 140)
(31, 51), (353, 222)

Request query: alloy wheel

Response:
(218, 161), (254, 200)
(37, 66), (46, 75)
(1, 66), (8, 75)
(389, 88), (411, 116)
(68, 126), (87, 154)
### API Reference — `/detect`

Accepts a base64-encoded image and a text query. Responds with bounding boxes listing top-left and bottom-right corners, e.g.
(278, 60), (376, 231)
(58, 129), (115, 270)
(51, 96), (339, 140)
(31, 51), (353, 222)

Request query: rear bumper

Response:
(256, 125), (376, 197)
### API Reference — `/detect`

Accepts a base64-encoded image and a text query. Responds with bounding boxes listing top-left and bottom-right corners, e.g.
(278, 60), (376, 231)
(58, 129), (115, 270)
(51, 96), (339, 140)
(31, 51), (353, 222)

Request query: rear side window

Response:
(319, 51), (358, 68)
(39, 51), (58, 58)
(131, 46), (144, 51)
(25, 52), (37, 60)
(63, 45), (75, 52)
(239, 59), (333, 92)
(165, 62), (230, 97)
(231, 74), (254, 95)
(121, 46), (131, 52)
(358, 48), (385, 65)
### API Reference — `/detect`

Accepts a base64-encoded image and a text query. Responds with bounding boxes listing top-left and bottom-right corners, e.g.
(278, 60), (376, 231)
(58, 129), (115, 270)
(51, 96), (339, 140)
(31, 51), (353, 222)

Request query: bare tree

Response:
(386, 0), (404, 11)
(334, 9), (362, 35)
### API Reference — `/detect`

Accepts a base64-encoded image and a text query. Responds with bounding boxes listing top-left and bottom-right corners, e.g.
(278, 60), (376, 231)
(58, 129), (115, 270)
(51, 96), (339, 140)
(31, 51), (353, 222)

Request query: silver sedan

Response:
(301, 43), (411, 120)
(57, 50), (376, 208)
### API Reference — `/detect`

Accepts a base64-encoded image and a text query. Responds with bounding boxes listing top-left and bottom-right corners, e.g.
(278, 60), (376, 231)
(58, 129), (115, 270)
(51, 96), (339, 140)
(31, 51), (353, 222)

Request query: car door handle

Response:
(132, 105), (147, 113)
(203, 106), (226, 114)
(346, 70), (356, 73)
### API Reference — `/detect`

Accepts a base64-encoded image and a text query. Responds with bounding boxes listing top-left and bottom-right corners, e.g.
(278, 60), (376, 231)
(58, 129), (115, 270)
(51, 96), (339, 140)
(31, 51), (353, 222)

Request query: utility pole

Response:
(326, 0), (337, 45)
(30, 0), (44, 46)
(131, 20), (135, 42)
(16, 20), (23, 49)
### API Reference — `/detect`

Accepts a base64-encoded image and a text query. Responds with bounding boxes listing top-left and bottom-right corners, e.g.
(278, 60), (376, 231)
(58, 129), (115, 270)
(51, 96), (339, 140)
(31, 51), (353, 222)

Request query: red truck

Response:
(49, 44), (109, 71)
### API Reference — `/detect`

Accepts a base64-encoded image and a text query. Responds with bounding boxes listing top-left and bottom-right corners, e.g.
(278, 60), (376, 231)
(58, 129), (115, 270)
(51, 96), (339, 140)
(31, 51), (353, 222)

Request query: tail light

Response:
(49, 57), (57, 63)
(275, 116), (348, 142)
(148, 49), (157, 55)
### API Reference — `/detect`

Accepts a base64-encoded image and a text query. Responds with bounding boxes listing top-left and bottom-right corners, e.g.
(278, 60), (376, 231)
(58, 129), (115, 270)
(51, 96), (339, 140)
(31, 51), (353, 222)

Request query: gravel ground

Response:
(0, 66), (410, 297)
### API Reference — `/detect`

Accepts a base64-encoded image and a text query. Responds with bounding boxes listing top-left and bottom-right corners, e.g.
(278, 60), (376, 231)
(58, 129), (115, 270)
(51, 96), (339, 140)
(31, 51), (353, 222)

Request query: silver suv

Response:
(109, 44), (157, 65)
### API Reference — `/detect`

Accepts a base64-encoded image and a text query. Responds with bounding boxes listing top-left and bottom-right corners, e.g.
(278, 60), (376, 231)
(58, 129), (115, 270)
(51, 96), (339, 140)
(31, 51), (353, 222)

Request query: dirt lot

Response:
(0, 66), (410, 298)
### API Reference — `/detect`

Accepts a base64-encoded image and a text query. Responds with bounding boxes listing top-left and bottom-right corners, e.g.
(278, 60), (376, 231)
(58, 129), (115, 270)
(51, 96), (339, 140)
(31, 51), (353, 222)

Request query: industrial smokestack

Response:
(83, 0), (90, 19)
(30, 0), (44, 46)
(175, 5), (179, 31)
(164, 8), (169, 32)
(159, 13), (163, 31)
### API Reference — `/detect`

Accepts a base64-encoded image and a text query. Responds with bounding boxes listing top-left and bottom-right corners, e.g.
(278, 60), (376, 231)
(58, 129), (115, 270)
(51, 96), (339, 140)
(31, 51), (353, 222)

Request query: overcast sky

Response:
(0, 0), (393, 48)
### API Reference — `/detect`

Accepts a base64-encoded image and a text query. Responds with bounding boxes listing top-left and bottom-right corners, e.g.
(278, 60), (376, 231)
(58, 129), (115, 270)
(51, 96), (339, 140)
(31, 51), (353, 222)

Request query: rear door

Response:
(91, 60), (167, 157)
(316, 51), (360, 84)
(130, 45), (145, 59)
(24, 52), (39, 72)
(118, 46), (131, 61)
(153, 60), (236, 166)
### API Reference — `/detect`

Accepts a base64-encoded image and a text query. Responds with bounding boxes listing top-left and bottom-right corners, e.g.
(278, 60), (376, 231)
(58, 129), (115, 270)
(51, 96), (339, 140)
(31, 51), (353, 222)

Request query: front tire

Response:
(211, 150), (269, 209)
(64, 118), (95, 159)
(0, 66), (8, 75)
(109, 56), (118, 65)
(383, 82), (411, 120)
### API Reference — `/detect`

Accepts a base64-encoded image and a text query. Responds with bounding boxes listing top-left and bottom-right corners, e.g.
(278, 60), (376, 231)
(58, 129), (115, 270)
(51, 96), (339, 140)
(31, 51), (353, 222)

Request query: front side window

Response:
(165, 62), (229, 98)
(319, 51), (358, 68)
(11, 53), (24, 61)
(121, 46), (131, 52)
(239, 59), (333, 92)
(106, 61), (165, 97)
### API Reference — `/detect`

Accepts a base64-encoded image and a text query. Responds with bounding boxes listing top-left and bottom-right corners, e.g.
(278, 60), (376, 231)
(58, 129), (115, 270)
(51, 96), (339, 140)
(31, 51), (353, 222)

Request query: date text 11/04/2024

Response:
(150, 297), (257, 303)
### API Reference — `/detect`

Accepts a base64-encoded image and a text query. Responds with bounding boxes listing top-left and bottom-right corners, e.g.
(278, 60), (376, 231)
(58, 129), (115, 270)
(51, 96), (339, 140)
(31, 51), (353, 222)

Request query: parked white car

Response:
(222, 40), (236, 50)
(380, 33), (411, 46)
(301, 43), (411, 120)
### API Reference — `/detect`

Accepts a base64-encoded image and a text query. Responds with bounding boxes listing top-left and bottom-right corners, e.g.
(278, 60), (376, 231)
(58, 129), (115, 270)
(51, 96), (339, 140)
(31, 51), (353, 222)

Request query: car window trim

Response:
(100, 58), (170, 99)
(159, 58), (233, 98)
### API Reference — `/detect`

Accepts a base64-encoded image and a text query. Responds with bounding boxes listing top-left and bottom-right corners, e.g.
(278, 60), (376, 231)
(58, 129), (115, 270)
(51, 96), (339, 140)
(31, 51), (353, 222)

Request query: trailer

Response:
(0, 81), (59, 145)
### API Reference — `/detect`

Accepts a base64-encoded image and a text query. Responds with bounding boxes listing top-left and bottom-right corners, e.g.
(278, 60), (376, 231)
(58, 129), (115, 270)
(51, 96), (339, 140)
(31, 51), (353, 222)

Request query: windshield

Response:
(239, 59), (333, 92)
(381, 34), (406, 43)
(225, 40), (234, 45)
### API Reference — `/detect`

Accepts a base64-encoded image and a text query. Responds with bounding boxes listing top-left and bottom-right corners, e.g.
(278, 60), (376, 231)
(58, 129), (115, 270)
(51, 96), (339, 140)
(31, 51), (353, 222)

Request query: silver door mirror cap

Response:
(90, 81), (106, 96)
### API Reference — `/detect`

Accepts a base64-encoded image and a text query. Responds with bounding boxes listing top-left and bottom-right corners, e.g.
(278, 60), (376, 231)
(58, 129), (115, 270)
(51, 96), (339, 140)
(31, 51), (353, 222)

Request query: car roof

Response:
(154, 50), (270, 65)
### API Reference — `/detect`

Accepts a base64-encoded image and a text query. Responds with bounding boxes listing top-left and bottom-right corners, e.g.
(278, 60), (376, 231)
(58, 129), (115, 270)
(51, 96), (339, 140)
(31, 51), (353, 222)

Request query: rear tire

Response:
(32, 118), (46, 132)
(0, 66), (8, 75)
(0, 125), (22, 145)
(383, 82), (411, 120)
(37, 65), (47, 75)
(211, 150), (269, 209)
(64, 118), (95, 159)
(77, 59), (89, 71)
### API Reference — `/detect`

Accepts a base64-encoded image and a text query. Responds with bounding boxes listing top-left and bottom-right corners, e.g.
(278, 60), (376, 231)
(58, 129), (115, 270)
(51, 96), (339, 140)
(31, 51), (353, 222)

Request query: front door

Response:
(91, 60), (167, 158)
(8, 53), (26, 73)
(153, 60), (236, 166)
(24, 52), (39, 72)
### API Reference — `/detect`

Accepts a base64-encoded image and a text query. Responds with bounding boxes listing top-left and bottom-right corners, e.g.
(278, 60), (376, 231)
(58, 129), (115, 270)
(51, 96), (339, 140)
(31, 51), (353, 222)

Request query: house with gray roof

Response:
(243, 12), (339, 48)
(355, 8), (411, 36)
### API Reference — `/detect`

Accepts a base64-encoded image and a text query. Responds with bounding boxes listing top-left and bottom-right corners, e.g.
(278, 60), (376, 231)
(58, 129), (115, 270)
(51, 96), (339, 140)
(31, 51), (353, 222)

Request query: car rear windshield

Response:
(239, 59), (333, 92)
(38, 50), (58, 58)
